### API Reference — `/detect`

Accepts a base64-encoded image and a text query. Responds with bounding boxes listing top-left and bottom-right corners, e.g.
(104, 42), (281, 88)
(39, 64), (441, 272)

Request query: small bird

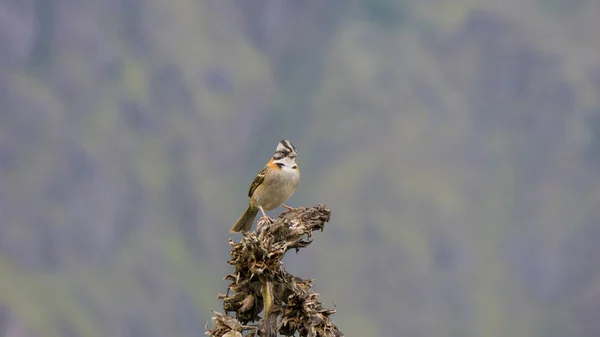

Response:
(230, 140), (300, 233)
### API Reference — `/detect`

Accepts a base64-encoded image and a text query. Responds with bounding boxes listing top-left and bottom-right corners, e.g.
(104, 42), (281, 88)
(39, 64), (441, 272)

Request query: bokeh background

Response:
(1, 0), (600, 336)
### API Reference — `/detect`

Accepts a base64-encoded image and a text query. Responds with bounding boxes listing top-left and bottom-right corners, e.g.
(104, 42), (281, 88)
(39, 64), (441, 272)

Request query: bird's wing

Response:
(248, 166), (267, 197)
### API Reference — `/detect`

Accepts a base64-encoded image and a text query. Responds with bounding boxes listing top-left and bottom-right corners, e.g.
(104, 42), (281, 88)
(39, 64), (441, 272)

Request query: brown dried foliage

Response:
(206, 204), (343, 337)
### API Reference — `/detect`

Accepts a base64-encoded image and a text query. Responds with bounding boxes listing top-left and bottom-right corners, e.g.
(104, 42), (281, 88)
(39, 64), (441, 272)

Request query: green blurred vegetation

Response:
(1, 0), (600, 336)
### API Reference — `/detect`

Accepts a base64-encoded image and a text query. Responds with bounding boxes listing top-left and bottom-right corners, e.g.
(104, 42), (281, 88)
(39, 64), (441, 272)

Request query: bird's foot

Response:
(258, 206), (272, 223)
(260, 213), (274, 224)
(282, 204), (300, 214)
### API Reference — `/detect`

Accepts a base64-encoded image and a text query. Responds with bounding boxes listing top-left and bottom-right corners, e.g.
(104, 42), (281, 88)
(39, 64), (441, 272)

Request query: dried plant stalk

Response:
(206, 204), (343, 337)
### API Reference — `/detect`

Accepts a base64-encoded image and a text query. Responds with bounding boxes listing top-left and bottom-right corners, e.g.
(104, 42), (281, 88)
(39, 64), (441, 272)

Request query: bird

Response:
(230, 140), (300, 233)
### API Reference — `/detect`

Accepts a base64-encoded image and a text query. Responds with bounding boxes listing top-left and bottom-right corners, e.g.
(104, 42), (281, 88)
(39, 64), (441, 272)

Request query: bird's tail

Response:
(230, 205), (259, 233)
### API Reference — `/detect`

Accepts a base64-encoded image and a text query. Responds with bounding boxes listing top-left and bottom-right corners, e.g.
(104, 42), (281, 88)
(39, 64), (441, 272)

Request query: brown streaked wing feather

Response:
(248, 166), (267, 197)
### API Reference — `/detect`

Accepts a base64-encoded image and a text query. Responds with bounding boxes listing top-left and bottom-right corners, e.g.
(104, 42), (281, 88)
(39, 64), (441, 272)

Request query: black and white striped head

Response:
(272, 139), (298, 169)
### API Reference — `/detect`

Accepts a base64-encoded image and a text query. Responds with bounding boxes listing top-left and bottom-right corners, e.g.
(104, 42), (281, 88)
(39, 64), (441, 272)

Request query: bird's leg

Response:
(259, 206), (273, 223)
(281, 204), (299, 213)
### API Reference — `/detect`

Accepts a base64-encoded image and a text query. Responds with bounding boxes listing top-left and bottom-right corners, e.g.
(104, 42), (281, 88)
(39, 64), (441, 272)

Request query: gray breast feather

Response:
(251, 167), (299, 210)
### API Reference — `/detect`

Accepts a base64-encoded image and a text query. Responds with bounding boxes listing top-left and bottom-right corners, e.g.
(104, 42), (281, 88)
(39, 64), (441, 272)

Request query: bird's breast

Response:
(251, 167), (299, 210)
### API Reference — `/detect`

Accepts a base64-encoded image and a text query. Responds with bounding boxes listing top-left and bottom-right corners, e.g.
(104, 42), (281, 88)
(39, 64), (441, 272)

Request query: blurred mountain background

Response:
(1, 0), (600, 336)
